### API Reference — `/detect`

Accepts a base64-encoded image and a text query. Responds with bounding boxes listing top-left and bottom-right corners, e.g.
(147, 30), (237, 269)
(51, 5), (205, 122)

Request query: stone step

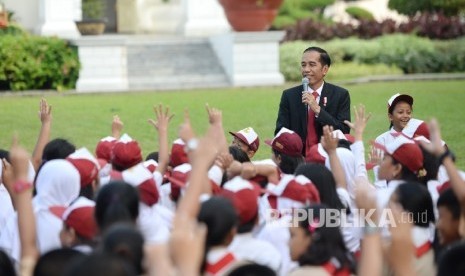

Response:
(129, 75), (229, 90)
(126, 39), (228, 90)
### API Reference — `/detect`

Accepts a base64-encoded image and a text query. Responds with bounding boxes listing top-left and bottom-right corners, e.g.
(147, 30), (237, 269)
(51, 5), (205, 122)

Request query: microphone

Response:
(302, 77), (309, 107)
(302, 77), (309, 92)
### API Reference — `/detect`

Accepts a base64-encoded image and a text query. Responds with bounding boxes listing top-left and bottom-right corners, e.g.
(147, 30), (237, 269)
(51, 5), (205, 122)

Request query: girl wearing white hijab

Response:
(0, 159), (80, 263)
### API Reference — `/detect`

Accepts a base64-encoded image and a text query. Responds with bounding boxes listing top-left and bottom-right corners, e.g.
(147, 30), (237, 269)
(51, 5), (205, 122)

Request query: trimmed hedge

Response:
(0, 35), (80, 91)
(279, 40), (402, 82)
(345, 6), (375, 20)
(280, 35), (465, 81)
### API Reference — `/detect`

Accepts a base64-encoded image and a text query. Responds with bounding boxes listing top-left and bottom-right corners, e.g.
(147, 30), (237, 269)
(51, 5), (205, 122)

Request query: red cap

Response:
(168, 163), (191, 200)
(229, 127), (260, 152)
(266, 174), (320, 205)
(168, 163), (221, 198)
(387, 93), (413, 113)
(95, 136), (117, 162)
(373, 135), (423, 173)
(50, 197), (97, 240)
(111, 134), (143, 170)
(143, 159), (159, 173)
(67, 148), (100, 187)
(402, 118), (430, 139)
(220, 177), (261, 224)
(122, 163), (159, 206)
(265, 127), (302, 157)
(306, 143), (326, 164)
(170, 139), (189, 167)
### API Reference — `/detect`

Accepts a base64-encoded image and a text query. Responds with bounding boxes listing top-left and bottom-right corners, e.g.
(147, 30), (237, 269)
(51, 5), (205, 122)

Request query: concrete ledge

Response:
(210, 31), (286, 87)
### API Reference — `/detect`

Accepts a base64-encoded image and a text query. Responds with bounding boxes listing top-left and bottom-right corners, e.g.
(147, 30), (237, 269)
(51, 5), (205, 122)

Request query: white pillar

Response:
(183, 0), (230, 36)
(71, 36), (129, 92)
(37, 0), (80, 39)
(210, 31), (285, 86)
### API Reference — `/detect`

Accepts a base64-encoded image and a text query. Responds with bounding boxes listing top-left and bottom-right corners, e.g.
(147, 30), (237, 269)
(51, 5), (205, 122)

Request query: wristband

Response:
(13, 180), (32, 194)
(184, 138), (199, 153)
(438, 148), (452, 164)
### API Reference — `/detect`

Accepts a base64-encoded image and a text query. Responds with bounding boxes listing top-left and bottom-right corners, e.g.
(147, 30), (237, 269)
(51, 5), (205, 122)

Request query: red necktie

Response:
(305, 91), (319, 160)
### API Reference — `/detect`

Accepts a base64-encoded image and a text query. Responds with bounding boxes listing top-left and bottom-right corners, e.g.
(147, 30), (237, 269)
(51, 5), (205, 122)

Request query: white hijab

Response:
(34, 159), (81, 254)
(325, 147), (356, 199)
(0, 159), (81, 263)
(33, 159), (81, 211)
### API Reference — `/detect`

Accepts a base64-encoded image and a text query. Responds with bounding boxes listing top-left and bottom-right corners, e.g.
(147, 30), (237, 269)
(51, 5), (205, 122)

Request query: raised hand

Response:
(32, 98), (52, 170)
(355, 182), (377, 215)
(321, 125), (338, 154)
(9, 135), (31, 181)
(148, 104), (174, 132)
(206, 103), (222, 125)
(178, 109), (195, 143)
(38, 98), (52, 124)
(418, 118), (446, 157)
(344, 104), (371, 141)
(302, 91), (320, 113)
(111, 115), (124, 139)
(214, 152), (233, 171)
(368, 145), (384, 166)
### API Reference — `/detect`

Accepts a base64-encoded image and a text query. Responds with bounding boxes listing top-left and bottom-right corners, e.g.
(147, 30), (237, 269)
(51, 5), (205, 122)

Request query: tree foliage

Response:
(389, 0), (465, 16)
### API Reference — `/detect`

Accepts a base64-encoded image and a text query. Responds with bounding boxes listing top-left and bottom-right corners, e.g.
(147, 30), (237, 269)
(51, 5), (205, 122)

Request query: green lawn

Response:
(1, 80), (465, 168)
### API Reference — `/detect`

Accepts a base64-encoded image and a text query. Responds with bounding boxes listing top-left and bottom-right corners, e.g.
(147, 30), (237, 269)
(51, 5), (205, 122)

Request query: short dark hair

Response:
(297, 204), (355, 273)
(43, 138), (76, 161)
(294, 163), (348, 214)
(272, 149), (304, 175)
(102, 224), (144, 275)
(145, 151), (159, 162)
(437, 241), (465, 276)
(303, 46), (331, 67)
(95, 181), (140, 232)
(437, 188), (461, 220)
(227, 263), (276, 276)
(34, 248), (85, 276)
(198, 196), (238, 247)
(394, 182), (436, 227)
(64, 253), (136, 276)
(0, 249), (16, 276)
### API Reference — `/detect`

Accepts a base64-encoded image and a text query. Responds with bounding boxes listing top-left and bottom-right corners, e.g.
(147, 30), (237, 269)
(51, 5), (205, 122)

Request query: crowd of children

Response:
(0, 93), (464, 276)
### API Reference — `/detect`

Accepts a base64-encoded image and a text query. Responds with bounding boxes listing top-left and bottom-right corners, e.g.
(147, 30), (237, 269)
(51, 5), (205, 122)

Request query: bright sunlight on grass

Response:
(1, 80), (465, 168)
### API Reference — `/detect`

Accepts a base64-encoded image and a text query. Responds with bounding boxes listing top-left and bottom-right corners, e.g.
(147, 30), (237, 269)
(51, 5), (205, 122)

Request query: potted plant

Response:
(218, 0), (284, 31)
(76, 0), (106, 35)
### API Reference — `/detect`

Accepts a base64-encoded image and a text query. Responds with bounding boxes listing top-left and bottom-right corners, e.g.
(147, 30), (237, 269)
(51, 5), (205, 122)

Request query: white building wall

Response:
(3, 0), (40, 34)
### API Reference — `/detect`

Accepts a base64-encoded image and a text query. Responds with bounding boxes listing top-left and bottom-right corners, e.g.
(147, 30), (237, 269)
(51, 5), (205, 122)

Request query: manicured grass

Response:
(1, 80), (465, 169)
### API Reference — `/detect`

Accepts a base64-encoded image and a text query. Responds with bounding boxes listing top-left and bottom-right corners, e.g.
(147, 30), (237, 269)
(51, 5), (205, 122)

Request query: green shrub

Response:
(279, 40), (403, 81)
(326, 62), (402, 81)
(0, 23), (27, 36)
(431, 38), (465, 72)
(82, 0), (106, 20)
(302, 0), (337, 10)
(389, 0), (465, 16)
(0, 35), (80, 91)
(345, 6), (374, 20)
(274, 0), (334, 30)
(353, 34), (437, 73)
(279, 40), (308, 81)
(272, 15), (297, 29)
